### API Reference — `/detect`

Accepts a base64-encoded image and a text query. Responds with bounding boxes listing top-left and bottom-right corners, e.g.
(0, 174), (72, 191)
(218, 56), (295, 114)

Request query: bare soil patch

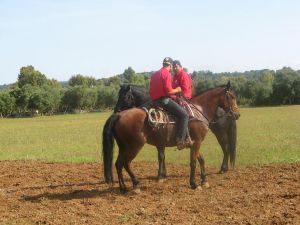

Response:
(0, 161), (299, 225)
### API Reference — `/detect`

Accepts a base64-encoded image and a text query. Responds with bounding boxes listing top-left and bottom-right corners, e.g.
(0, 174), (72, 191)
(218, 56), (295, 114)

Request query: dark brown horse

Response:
(102, 82), (240, 193)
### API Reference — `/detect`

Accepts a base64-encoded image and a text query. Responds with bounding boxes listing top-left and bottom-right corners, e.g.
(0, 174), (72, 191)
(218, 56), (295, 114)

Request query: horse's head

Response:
(114, 85), (135, 112)
(219, 81), (240, 120)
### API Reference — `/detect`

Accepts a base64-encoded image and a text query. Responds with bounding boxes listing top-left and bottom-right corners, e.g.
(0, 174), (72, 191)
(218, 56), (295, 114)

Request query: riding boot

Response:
(176, 138), (185, 150)
(176, 138), (194, 150)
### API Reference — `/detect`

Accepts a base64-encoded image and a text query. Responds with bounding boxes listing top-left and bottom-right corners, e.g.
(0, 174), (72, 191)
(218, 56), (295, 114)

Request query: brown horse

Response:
(114, 84), (238, 176)
(102, 81), (239, 193)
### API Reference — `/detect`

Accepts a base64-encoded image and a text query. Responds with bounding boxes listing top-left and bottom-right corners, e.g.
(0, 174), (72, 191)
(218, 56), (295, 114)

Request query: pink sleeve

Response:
(180, 72), (192, 98)
(180, 75), (189, 93)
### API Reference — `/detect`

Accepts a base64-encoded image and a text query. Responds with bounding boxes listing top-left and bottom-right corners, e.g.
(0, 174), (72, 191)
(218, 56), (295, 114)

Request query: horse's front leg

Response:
(190, 147), (200, 189)
(124, 161), (140, 190)
(220, 148), (229, 174)
(198, 155), (209, 188)
(216, 133), (230, 174)
(157, 146), (167, 182)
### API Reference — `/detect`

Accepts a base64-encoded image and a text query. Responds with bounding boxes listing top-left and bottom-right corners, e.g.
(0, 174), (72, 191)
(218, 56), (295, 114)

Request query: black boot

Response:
(176, 139), (185, 150)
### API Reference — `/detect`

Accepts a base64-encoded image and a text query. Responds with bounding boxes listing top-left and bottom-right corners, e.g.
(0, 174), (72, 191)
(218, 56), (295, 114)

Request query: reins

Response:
(183, 97), (211, 125)
(185, 89), (236, 125)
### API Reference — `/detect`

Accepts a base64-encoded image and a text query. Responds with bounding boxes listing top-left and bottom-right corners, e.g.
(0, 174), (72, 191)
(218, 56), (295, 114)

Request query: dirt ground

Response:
(0, 161), (299, 225)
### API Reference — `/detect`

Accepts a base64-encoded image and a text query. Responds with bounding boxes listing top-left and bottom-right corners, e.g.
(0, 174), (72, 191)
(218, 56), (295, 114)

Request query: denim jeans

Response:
(154, 97), (189, 141)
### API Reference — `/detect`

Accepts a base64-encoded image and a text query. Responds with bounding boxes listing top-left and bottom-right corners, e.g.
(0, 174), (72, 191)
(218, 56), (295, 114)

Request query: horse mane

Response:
(123, 84), (147, 91)
(125, 84), (149, 96)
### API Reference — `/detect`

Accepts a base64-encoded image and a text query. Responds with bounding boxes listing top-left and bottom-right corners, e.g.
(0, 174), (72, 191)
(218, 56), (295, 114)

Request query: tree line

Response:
(0, 65), (300, 117)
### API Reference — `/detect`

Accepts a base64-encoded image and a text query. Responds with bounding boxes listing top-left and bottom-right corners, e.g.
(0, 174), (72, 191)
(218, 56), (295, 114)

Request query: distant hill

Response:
(0, 82), (69, 90)
(0, 84), (11, 90)
(59, 81), (69, 87)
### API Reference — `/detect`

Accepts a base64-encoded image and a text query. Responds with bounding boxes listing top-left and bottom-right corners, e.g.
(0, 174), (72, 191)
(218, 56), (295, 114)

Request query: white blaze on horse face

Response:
(227, 91), (239, 113)
(231, 99), (239, 113)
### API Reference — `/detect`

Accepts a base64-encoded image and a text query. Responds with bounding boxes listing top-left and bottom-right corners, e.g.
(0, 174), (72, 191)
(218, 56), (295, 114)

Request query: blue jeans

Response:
(154, 97), (189, 141)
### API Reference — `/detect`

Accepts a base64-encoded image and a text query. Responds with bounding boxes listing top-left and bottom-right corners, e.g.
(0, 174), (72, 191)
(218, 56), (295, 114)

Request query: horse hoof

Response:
(158, 178), (166, 183)
(202, 182), (210, 189)
(120, 188), (128, 194)
(191, 184), (201, 190)
(133, 188), (141, 194)
(219, 170), (228, 174)
(195, 185), (202, 191)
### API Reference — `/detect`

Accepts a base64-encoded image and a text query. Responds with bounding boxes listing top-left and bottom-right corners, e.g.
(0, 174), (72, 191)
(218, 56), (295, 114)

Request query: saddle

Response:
(143, 98), (209, 127)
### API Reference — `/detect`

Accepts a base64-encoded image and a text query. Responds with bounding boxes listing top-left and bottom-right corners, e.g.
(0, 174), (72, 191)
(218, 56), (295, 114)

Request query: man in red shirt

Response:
(172, 60), (194, 145)
(172, 60), (192, 99)
(149, 57), (193, 150)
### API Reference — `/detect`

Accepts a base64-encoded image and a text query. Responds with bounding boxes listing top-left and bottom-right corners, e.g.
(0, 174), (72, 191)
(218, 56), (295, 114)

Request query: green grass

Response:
(0, 106), (299, 167)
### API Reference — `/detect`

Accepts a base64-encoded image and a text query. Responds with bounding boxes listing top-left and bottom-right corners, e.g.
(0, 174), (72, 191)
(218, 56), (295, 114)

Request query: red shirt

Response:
(149, 67), (173, 100)
(173, 69), (192, 99)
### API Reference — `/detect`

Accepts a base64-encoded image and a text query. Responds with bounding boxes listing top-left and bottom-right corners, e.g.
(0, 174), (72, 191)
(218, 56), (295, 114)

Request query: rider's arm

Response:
(169, 86), (181, 95)
(162, 70), (182, 96)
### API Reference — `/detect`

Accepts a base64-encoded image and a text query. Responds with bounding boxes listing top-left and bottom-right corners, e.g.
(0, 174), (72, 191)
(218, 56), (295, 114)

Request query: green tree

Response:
(107, 76), (121, 86)
(254, 71), (274, 105)
(0, 91), (16, 117)
(272, 67), (296, 104)
(18, 66), (47, 87)
(96, 85), (118, 109)
(28, 85), (61, 114)
(122, 67), (146, 85)
(82, 88), (98, 111)
(69, 74), (96, 87)
(61, 86), (84, 111)
(10, 84), (38, 112)
(292, 78), (300, 104)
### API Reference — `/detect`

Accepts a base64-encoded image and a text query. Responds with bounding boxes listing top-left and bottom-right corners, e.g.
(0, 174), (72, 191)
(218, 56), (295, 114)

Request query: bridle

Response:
(125, 87), (135, 106)
(225, 90), (239, 115)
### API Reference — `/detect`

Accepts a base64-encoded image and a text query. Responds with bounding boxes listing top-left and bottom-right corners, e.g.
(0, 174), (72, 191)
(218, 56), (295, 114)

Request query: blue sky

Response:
(1, 0), (300, 85)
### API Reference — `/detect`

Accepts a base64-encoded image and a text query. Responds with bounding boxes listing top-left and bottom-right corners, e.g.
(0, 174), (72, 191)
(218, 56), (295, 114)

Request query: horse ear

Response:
(225, 81), (231, 91)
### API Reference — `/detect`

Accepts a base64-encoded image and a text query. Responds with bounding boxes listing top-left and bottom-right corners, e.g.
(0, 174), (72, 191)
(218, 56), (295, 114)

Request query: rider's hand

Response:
(176, 87), (182, 93)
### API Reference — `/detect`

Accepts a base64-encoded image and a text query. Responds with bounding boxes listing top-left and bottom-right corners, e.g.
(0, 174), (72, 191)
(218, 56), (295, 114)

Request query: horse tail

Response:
(102, 113), (119, 185)
(228, 119), (237, 168)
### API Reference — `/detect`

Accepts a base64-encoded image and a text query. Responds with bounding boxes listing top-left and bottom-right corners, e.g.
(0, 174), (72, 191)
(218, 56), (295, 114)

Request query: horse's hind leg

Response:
(123, 143), (145, 192)
(124, 161), (140, 190)
(115, 153), (127, 193)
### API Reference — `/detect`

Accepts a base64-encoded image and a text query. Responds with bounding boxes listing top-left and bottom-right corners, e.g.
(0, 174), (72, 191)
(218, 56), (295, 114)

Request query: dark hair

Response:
(173, 60), (182, 67)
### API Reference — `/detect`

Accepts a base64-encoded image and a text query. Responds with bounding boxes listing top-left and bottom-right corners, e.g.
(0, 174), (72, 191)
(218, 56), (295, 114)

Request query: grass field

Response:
(0, 106), (299, 167)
